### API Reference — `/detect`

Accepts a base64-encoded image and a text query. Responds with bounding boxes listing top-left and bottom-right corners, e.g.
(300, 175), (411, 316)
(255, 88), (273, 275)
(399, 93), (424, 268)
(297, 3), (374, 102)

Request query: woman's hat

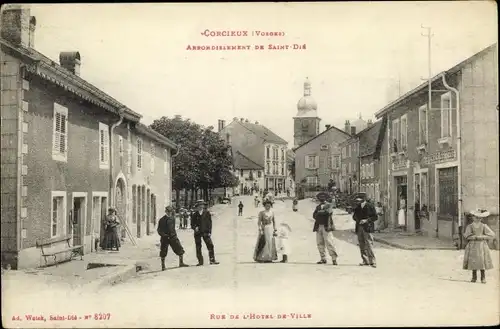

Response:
(108, 207), (116, 213)
(470, 208), (490, 218)
(263, 199), (273, 206)
(316, 192), (329, 201)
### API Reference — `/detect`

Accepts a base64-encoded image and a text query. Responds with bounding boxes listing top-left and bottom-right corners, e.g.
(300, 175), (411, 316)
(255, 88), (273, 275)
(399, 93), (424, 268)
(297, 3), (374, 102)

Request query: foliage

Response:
(149, 115), (238, 195)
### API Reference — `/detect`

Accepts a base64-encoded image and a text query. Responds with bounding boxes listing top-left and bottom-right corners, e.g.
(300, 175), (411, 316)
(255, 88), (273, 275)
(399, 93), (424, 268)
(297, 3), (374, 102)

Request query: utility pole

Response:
(421, 25), (434, 110)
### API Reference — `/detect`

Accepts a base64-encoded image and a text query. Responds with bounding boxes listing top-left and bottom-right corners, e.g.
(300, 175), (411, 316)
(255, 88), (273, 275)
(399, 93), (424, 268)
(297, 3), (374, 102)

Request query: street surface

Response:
(3, 196), (499, 328)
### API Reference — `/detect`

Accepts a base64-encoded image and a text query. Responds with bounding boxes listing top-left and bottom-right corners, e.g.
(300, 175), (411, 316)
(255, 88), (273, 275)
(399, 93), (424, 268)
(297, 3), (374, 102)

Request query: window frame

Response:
(98, 122), (110, 169)
(392, 118), (400, 152)
(440, 92), (453, 138)
(137, 138), (143, 171)
(50, 191), (67, 238)
(400, 114), (408, 150)
(418, 104), (428, 145)
(52, 103), (68, 162)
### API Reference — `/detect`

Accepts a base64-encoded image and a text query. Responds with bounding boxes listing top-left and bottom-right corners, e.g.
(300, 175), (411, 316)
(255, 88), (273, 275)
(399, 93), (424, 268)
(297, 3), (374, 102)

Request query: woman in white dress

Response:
(398, 194), (406, 228)
(253, 200), (278, 263)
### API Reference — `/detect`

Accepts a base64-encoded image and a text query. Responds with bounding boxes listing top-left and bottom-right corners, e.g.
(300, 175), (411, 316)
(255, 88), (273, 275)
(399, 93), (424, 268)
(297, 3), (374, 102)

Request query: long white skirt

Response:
(398, 209), (406, 226)
(277, 237), (291, 255)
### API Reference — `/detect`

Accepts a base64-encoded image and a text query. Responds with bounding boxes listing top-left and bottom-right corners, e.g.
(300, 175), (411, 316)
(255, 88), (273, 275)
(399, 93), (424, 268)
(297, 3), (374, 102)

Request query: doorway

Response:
(438, 166), (459, 238)
(115, 178), (126, 240)
(72, 196), (86, 247)
(395, 175), (407, 229)
(92, 194), (107, 252)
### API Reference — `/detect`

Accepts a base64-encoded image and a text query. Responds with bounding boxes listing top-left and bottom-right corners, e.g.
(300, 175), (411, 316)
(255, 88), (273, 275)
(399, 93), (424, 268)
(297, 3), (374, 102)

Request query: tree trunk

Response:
(204, 188), (209, 202)
(184, 189), (189, 208)
(191, 188), (196, 205)
(194, 189), (198, 200)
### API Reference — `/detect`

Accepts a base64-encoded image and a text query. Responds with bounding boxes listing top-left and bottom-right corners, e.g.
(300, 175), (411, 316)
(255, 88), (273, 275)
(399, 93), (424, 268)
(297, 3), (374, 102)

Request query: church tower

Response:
(293, 77), (321, 148)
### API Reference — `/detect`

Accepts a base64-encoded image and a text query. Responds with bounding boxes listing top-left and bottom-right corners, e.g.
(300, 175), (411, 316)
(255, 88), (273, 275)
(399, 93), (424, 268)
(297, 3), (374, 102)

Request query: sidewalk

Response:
(372, 231), (457, 250)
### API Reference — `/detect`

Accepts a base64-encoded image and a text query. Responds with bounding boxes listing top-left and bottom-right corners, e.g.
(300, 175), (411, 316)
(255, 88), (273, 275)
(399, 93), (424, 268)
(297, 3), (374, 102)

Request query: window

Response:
(257, 171), (262, 178)
(51, 191), (66, 238)
(240, 169), (244, 177)
(348, 162), (352, 174)
(281, 165), (284, 176)
(305, 155), (319, 169)
(371, 163), (375, 177)
(306, 176), (318, 186)
(150, 142), (156, 174)
(164, 149), (169, 174)
(333, 155), (340, 169)
(281, 149), (285, 161)
(99, 123), (109, 169)
(342, 163), (347, 176)
(52, 103), (68, 162)
(418, 104), (428, 144)
(266, 162), (270, 174)
(118, 136), (124, 167)
(347, 145), (351, 157)
(266, 146), (270, 159)
(421, 172), (429, 206)
(392, 118), (400, 152)
(441, 92), (452, 138)
(342, 147), (346, 158)
(137, 138), (143, 170)
(400, 114), (408, 150)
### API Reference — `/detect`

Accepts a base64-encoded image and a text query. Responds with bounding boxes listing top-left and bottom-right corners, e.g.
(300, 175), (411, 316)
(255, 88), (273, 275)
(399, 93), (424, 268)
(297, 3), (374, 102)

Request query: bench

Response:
(36, 235), (83, 267)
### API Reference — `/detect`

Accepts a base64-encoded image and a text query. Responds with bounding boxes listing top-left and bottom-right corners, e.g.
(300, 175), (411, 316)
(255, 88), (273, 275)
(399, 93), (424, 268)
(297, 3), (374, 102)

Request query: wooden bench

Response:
(36, 235), (83, 267)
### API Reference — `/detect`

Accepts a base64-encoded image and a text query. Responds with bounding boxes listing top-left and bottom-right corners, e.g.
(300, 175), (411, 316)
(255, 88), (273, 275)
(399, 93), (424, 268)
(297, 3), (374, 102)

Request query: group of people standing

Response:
(157, 201), (219, 271)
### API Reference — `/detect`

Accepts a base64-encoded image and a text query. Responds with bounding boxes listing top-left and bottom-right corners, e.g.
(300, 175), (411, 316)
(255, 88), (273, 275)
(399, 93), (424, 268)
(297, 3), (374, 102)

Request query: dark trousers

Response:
(238, 209), (243, 216)
(160, 236), (185, 258)
(194, 233), (215, 264)
(356, 227), (376, 265)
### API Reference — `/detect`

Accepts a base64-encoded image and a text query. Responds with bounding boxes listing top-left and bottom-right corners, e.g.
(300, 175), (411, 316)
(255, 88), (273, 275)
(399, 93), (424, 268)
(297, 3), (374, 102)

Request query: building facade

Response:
(219, 118), (288, 192)
(232, 151), (264, 195)
(375, 43), (498, 247)
(294, 125), (350, 192)
(0, 6), (177, 269)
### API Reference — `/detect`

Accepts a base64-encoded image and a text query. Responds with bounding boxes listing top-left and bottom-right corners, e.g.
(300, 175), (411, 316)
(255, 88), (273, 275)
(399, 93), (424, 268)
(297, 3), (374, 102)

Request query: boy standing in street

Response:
(238, 201), (244, 216)
(157, 206), (189, 271)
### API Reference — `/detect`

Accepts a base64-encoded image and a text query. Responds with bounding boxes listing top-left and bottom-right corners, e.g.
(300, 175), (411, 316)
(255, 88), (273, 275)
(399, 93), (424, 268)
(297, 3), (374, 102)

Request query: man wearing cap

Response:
(352, 195), (378, 267)
(157, 206), (189, 271)
(191, 201), (219, 266)
(313, 192), (338, 265)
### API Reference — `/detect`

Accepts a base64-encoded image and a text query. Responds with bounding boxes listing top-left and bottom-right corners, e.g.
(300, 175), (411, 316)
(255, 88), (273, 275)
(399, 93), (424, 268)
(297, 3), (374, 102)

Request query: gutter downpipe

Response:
(441, 73), (462, 248)
(109, 108), (126, 208)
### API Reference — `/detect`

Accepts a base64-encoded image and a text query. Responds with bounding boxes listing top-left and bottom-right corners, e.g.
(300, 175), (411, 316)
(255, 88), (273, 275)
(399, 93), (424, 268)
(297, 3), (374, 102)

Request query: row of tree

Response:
(150, 115), (239, 209)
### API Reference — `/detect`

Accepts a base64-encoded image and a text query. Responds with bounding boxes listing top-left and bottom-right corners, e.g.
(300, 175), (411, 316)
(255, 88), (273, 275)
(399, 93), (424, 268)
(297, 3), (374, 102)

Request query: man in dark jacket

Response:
(352, 196), (377, 267)
(157, 206), (189, 271)
(313, 192), (338, 265)
(191, 201), (219, 266)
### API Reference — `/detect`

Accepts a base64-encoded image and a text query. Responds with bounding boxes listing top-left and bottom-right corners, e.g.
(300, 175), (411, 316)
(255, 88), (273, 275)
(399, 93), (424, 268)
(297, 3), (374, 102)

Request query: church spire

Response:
(304, 77), (311, 96)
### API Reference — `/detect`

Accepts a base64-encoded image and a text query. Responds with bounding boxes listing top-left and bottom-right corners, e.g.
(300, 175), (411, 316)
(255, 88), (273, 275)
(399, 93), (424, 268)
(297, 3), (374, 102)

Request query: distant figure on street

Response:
(254, 195), (260, 208)
(286, 188), (290, 197)
(277, 223), (292, 263)
(313, 192), (338, 265)
(397, 193), (406, 229)
(463, 209), (495, 283)
(180, 209), (189, 229)
(292, 198), (298, 212)
(157, 206), (189, 271)
(103, 208), (120, 251)
(191, 201), (219, 266)
(238, 201), (244, 216)
(352, 195), (377, 267)
(375, 202), (384, 233)
(253, 200), (278, 263)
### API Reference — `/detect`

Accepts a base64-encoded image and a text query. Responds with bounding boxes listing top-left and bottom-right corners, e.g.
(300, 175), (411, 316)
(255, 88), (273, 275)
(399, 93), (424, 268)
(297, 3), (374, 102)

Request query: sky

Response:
(28, 2), (497, 146)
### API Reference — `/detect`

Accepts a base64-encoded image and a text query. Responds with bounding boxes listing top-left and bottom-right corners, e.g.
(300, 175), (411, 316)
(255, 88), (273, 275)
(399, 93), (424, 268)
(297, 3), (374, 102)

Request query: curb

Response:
(371, 236), (457, 250)
(85, 262), (140, 291)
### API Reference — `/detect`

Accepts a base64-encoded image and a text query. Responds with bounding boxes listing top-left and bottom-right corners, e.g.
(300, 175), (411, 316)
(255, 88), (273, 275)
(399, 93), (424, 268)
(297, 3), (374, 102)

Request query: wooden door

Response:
(72, 198), (83, 246)
(438, 167), (458, 235)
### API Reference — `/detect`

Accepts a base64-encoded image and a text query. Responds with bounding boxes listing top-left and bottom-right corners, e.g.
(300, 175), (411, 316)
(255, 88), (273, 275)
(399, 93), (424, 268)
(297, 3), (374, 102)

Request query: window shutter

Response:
(53, 112), (61, 152)
(315, 156), (319, 169)
(304, 156), (309, 169)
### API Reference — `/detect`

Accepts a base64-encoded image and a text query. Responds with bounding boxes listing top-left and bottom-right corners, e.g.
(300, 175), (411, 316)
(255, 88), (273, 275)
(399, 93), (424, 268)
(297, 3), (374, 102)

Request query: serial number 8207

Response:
(94, 313), (111, 320)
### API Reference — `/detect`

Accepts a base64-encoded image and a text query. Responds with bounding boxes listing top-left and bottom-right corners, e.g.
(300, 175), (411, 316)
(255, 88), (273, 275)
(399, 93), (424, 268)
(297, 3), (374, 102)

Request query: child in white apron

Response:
(277, 223), (292, 263)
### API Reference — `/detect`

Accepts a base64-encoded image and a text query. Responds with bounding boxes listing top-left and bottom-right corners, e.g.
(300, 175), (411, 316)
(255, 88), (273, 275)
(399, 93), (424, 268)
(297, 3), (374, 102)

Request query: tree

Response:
(150, 115), (238, 207)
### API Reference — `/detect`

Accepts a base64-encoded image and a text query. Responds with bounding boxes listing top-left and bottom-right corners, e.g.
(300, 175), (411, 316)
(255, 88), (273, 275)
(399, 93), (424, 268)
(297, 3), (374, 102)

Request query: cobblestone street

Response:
(3, 197), (498, 328)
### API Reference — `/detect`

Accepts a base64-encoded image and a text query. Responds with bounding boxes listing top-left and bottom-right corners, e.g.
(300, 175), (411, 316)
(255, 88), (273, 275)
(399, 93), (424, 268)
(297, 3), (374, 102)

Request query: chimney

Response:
(240, 118), (244, 122)
(351, 126), (357, 135)
(367, 119), (373, 127)
(1, 5), (31, 47)
(233, 117), (238, 121)
(255, 121), (259, 124)
(28, 16), (35, 47)
(59, 52), (81, 76)
(344, 120), (351, 134)
(245, 119), (249, 123)
(325, 124), (331, 130)
(217, 119), (226, 132)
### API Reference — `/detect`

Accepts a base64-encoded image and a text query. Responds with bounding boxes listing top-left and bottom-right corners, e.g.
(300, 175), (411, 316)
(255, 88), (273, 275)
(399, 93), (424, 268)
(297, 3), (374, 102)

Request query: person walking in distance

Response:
(352, 196), (378, 267)
(238, 201), (244, 216)
(157, 206), (189, 271)
(191, 201), (220, 266)
(313, 192), (338, 265)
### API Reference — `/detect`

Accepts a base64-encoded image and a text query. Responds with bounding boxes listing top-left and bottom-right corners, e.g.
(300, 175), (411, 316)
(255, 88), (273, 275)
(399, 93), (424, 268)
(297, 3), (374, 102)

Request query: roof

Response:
(136, 123), (178, 150)
(358, 120), (383, 157)
(0, 37), (142, 122)
(236, 121), (287, 144)
(375, 42), (497, 118)
(233, 151), (263, 170)
(293, 124), (350, 152)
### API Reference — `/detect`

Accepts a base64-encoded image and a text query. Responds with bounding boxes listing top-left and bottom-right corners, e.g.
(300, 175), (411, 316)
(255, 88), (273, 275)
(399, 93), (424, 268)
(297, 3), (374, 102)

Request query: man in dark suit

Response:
(352, 196), (378, 267)
(313, 192), (338, 265)
(191, 201), (219, 266)
(157, 206), (189, 271)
